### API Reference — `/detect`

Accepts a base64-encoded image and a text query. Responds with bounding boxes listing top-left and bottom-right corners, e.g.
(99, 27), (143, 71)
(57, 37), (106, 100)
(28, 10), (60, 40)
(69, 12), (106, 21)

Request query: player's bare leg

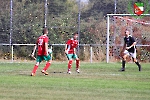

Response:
(76, 58), (80, 73)
(67, 60), (72, 74)
(120, 54), (127, 71)
(31, 62), (39, 76)
(41, 60), (52, 75)
(133, 58), (141, 71)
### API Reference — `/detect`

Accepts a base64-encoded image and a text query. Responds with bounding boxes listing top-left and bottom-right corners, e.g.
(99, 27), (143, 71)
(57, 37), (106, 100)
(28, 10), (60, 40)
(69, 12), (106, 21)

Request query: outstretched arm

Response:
(120, 43), (126, 57)
(126, 42), (136, 50)
(45, 42), (49, 56)
(122, 42), (127, 51)
(32, 45), (37, 55)
(31, 44), (37, 60)
(65, 44), (68, 54)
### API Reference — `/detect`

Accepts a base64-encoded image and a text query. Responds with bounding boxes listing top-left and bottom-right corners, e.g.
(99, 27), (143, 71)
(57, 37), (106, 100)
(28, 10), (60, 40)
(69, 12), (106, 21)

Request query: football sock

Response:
(43, 62), (51, 71)
(135, 61), (140, 66)
(122, 60), (126, 69)
(76, 59), (80, 70)
(68, 60), (73, 71)
(135, 61), (141, 71)
(32, 65), (38, 73)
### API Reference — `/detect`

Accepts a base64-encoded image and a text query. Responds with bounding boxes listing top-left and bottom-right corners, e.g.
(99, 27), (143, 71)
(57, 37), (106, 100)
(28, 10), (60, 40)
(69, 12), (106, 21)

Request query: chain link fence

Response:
(0, 0), (150, 62)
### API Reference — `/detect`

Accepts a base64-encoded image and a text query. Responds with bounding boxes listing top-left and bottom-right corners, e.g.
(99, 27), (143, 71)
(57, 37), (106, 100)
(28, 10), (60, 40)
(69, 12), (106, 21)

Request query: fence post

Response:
(106, 15), (110, 63)
(11, 44), (13, 62)
(77, 0), (81, 55)
(50, 45), (53, 60)
(90, 46), (93, 63)
(44, 0), (48, 27)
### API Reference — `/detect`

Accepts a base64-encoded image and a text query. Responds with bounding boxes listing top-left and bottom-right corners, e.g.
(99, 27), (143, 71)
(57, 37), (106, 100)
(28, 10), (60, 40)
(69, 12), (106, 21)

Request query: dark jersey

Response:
(124, 35), (136, 53)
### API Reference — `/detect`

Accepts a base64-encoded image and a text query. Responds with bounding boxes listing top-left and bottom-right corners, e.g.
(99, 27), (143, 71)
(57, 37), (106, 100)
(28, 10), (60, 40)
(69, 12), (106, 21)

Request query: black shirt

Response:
(124, 35), (136, 53)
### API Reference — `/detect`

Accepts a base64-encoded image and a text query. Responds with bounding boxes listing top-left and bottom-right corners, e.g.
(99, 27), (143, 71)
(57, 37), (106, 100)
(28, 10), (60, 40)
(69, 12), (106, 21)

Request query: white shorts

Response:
(124, 50), (136, 58)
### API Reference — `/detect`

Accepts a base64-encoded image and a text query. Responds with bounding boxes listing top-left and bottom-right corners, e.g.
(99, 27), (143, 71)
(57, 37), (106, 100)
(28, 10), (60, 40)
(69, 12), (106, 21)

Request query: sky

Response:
(81, 0), (89, 3)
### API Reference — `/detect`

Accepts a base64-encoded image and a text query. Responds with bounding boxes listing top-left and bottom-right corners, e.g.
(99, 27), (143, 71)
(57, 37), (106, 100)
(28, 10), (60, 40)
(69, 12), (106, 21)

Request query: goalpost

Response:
(106, 14), (150, 63)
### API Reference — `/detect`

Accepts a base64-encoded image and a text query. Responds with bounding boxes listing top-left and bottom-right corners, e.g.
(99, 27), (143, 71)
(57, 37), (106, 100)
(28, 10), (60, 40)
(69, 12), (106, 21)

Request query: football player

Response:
(120, 30), (141, 71)
(65, 33), (80, 74)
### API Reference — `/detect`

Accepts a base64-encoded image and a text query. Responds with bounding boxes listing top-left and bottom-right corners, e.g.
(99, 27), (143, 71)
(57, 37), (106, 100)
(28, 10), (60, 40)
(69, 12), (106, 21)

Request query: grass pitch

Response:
(0, 61), (150, 100)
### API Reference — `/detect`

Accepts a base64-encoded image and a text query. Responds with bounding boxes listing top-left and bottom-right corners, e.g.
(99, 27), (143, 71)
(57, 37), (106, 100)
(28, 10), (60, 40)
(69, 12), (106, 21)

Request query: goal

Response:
(106, 14), (150, 63)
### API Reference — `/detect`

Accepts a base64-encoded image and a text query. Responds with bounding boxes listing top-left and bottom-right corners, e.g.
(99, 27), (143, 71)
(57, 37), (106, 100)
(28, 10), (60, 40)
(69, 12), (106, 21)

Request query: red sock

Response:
(68, 60), (73, 71)
(43, 62), (51, 71)
(76, 59), (80, 70)
(32, 65), (38, 73)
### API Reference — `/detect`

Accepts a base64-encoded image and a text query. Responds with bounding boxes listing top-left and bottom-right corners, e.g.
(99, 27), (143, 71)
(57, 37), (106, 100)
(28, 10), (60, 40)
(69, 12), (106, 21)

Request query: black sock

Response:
(135, 61), (141, 67)
(135, 61), (141, 71)
(122, 61), (126, 69)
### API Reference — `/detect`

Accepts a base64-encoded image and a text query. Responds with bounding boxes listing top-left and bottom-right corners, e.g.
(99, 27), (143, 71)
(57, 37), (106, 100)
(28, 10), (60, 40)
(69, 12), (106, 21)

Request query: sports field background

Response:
(0, 61), (149, 100)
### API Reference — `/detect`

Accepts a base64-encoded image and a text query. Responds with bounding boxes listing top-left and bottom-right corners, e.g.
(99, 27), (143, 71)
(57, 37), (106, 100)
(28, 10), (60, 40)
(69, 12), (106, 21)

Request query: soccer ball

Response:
(48, 48), (52, 54)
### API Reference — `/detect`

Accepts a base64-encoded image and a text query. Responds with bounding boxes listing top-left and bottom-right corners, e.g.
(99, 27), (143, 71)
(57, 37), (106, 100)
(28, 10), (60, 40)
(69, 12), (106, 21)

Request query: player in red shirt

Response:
(65, 33), (80, 74)
(31, 28), (52, 76)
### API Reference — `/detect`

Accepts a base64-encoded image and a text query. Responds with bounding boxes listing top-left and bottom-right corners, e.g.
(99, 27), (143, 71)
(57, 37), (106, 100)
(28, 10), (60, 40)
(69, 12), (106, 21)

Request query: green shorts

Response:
(36, 55), (51, 63)
(66, 54), (78, 60)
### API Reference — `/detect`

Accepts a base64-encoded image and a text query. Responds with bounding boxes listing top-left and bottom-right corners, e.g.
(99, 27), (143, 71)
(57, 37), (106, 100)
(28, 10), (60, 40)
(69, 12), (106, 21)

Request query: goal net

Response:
(106, 14), (150, 63)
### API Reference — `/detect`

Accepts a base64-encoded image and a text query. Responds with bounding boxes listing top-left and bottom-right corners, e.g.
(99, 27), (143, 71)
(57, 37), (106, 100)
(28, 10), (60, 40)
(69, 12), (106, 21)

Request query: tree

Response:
(0, 0), (10, 43)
